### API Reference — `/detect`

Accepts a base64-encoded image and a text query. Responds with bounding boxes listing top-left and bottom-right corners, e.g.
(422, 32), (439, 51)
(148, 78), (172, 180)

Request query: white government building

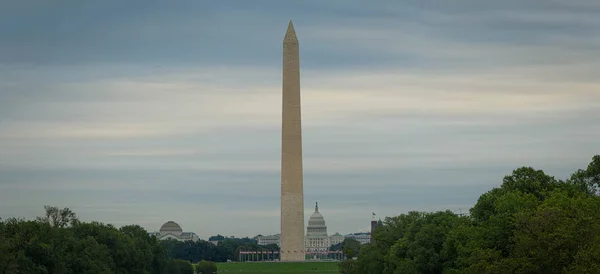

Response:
(149, 221), (200, 242)
(149, 205), (371, 249)
(257, 203), (359, 251)
(344, 232), (372, 245)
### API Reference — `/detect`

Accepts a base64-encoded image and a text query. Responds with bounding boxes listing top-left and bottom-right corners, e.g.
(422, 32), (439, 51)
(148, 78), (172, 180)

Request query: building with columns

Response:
(148, 221), (200, 242)
(256, 234), (281, 246)
(257, 202), (345, 251)
(305, 202), (344, 252)
(344, 232), (371, 245)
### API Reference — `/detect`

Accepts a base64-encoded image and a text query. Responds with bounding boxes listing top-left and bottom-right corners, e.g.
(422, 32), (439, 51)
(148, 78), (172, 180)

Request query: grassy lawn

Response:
(216, 261), (340, 273)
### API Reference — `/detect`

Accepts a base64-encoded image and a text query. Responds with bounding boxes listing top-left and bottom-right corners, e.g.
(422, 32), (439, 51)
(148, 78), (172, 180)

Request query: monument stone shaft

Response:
(280, 20), (305, 261)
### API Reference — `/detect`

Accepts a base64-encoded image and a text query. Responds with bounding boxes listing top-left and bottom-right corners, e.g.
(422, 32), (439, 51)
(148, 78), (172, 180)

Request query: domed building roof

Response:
(159, 221), (183, 236)
(307, 202), (328, 236)
(308, 203), (326, 227)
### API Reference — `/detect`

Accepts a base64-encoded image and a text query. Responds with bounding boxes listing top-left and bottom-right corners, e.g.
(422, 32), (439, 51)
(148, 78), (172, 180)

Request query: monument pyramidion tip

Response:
(284, 20), (298, 43)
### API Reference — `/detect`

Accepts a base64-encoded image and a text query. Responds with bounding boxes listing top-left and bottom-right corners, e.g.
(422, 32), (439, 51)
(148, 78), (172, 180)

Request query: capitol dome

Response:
(159, 221), (183, 236)
(309, 210), (326, 226)
(307, 202), (327, 236)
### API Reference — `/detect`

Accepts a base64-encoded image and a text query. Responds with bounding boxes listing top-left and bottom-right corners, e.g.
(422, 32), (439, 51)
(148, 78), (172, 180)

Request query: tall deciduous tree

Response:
(36, 205), (79, 228)
(341, 238), (361, 259)
(343, 155), (600, 274)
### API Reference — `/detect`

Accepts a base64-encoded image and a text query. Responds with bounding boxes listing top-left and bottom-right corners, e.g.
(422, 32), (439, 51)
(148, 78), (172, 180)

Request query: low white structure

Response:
(344, 232), (371, 245)
(330, 233), (345, 246)
(257, 233), (281, 246)
(149, 221), (200, 242)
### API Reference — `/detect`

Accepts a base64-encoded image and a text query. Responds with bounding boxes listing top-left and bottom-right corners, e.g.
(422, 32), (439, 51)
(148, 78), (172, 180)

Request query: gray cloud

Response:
(1, 0), (599, 238)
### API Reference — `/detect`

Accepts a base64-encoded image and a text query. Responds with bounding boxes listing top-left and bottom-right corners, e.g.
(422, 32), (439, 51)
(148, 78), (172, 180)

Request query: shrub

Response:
(196, 260), (217, 274)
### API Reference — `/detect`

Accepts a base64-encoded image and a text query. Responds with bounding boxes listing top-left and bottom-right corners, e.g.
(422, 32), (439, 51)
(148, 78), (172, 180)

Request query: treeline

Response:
(161, 237), (279, 262)
(0, 206), (282, 273)
(0, 206), (202, 274)
(341, 155), (600, 274)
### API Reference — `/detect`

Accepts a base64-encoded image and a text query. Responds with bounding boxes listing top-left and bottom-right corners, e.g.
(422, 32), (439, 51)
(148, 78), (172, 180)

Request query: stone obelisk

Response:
(280, 20), (305, 262)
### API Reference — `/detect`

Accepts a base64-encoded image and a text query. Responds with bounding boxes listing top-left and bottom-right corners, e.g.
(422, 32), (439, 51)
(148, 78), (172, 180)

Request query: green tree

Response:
(470, 167), (558, 223)
(569, 155), (600, 196)
(196, 260), (217, 274)
(215, 238), (242, 261)
(383, 211), (464, 274)
(339, 259), (359, 274)
(507, 190), (600, 273)
(349, 212), (424, 274)
(264, 243), (280, 252)
(0, 206), (171, 273)
(350, 155), (600, 274)
(65, 236), (113, 273)
(36, 205), (79, 228)
(167, 259), (194, 274)
(341, 238), (361, 259)
(4, 155), (600, 274)
(568, 235), (600, 273)
(353, 243), (385, 274)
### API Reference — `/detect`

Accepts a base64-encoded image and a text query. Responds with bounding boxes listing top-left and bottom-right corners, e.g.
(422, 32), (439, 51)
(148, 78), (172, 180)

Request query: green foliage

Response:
(568, 155), (600, 196)
(0, 206), (168, 274)
(567, 235), (600, 273)
(339, 259), (358, 274)
(508, 190), (600, 273)
(340, 238), (361, 259)
(1, 210), (264, 273)
(195, 260), (217, 274)
(349, 155), (600, 274)
(36, 205), (79, 228)
(354, 243), (385, 274)
(3, 155), (599, 273)
(382, 211), (464, 274)
(161, 235), (276, 263)
(167, 259), (194, 274)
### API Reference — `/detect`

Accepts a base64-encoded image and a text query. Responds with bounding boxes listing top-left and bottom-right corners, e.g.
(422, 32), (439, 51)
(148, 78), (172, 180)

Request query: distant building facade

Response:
(256, 203), (347, 252)
(257, 234), (281, 246)
(370, 219), (381, 243)
(149, 221), (200, 242)
(305, 202), (344, 252)
(344, 232), (371, 245)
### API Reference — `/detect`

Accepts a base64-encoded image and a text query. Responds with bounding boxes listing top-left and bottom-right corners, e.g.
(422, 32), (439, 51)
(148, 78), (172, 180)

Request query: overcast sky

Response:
(1, 0), (599, 239)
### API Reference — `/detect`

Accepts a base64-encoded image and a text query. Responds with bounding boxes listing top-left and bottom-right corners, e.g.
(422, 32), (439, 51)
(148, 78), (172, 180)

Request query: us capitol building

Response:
(148, 203), (371, 251)
(257, 202), (346, 252)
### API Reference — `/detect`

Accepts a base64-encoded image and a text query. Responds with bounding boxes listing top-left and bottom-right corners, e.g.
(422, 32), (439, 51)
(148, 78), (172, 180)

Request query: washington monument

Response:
(280, 20), (305, 261)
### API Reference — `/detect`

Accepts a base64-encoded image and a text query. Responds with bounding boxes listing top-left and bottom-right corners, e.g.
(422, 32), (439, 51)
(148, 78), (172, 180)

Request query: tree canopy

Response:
(3, 155), (599, 273)
(341, 155), (600, 274)
(0, 207), (200, 274)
